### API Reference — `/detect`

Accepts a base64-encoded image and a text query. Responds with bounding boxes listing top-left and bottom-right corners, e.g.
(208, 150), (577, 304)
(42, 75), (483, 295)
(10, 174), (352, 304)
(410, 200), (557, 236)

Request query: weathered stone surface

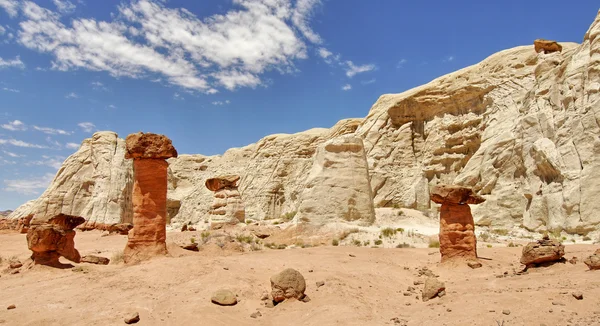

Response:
(534, 39), (563, 53)
(124, 159), (170, 264)
(125, 132), (177, 160)
(270, 268), (306, 302)
(422, 277), (446, 302)
(211, 289), (237, 306)
(296, 135), (375, 225)
(584, 249), (600, 270)
(81, 255), (110, 265)
(205, 175), (245, 226)
(26, 214), (85, 266)
(520, 236), (565, 266)
(205, 175), (240, 192)
(431, 185), (484, 262)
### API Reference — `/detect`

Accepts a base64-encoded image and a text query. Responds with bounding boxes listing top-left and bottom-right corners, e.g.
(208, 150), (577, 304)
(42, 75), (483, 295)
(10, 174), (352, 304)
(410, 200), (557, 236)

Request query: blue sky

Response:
(0, 0), (598, 210)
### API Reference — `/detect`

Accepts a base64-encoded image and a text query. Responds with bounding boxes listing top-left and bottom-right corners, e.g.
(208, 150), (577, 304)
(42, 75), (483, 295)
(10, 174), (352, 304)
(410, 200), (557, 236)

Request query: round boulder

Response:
(211, 289), (237, 306)
(270, 268), (306, 302)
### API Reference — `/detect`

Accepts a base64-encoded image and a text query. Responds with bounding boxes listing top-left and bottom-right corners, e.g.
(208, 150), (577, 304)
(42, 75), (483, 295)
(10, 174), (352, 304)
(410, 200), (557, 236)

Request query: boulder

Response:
(270, 268), (306, 302)
(584, 249), (600, 270)
(534, 39), (563, 53)
(81, 255), (110, 265)
(422, 277), (446, 302)
(520, 235), (565, 267)
(26, 214), (85, 266)
(211, 289), (237, 306)
(205, 175), (241, 192)
(124, 132), (178, 160)
(124, 312), (140, 324)
(430, 185), (485, 262)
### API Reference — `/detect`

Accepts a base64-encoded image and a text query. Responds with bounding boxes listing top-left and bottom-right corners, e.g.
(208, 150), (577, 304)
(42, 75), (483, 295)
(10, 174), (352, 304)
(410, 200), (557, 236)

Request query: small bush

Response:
(190, 237), (196, 244)
(111, 251), (124, 264)
(236, 234), (254, 244)
(277, 244), (287, 250)
(201, 231), (211, 243)
(281, 211), (297, 222)
(428, 239), (440, 248)
(363, 240), (370, 246)
(397, 210), (405, 216)
(479, 232), (491, 242)
(396, 228), (405, 234)
(507, 242), (516, 247)
(561, 236), (567, 241)
(381, 227), (397, 238)
(583, 236), (592, 241)
(486, 244), (492, 248)
(352, 239), (362, 247)
(340, 228), (360, 240)
(396, 242), (412, 248)
(332, 239), (339, 246)
(273, 221), (281, 225)
(492, 229), (509, 236)
(392, 203), (400, 209)
(374, 239), (383, 246)
(571, 239), (576, 243)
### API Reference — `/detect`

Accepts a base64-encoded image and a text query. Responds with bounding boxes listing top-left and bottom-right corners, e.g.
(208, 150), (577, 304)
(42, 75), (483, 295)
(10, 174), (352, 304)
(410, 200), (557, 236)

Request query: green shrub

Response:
(281, 211), (297, 222)
(381, 227), (397, 238)
(190, 237), (196, 244)
(332, 239), (339, 246)
(428, 239), (440, 248)
(352, 239), (362, 247)
(339, 228), (359, 240)
(479, 232), (491, 242)
(396, 228), (405, 234)
(374, 239), (383, 246)
(235, 234), (254, 244)
(277, 244), (287, 250)
(583, 236), (592, 241)
(507, 242), (516, 247)
(396, 242), (412, 248)
(363, 240), (370, 246)
(486, 244), (492, 248)
(492, 229), (509, 236)
(111, 251), (124, 264)
(201, 231), (211, 242)
(397, 210), (405, 216)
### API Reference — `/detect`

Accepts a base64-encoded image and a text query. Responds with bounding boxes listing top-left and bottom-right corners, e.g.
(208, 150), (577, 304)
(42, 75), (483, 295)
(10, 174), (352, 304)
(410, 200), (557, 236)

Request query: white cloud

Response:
(345, 60), (375, 78)
(65, 142), (79, 150)
(3, 150), (22, 157)
(0, 138), (48, 148)
(0, 25), (5, 35)
(65, 92), (79, 99)
(212, 100), (231, 106)
(33, 125), (71, 135)
(2, 87), (19, 93)
(443, 56), (454, 62)
(91, 81), (108, 91)
(107, 104), (116, 109)
(15, 0), (325, 93)
(4, 173), (55, 195)
(77, 122), (95, 133)
(0, 56), (25, 69)
(317, 47), (332, 59)
(361, 78), (376, 85)
(396, 58), (407, 68)
(1, 120), (26, 131)
(341, 84), (351, 91)
(0, 0), (19, 17)
(52, 0), (75, 14)
(173, 93), (184, 101)
(27, 155), (65, 169)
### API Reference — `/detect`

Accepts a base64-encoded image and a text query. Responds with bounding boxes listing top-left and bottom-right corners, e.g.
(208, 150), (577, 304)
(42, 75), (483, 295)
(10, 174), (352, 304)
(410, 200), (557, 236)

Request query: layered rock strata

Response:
(430, 185), (485, 262)
(520, 234), (565, 267)
(26, 214), (85, 266)
(205, 175), (245, 226)
(123, 133), (177, 264)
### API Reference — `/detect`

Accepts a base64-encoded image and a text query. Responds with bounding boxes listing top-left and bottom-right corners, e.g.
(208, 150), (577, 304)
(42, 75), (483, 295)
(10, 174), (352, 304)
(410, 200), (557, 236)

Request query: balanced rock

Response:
(270, 268), (306, 302)
(534, 39), (563, 54)
(26, 214), (85, 266)
(584, 249), (600, 270)
(205, 175), (245, 226)
(422, 277), (446, 302)
(430, 185), (485, 262)
(211, 289), (237, 306)
(123, 132), (177, 264)
(81, 255), (110, 265)
(520, 235), (565, 267)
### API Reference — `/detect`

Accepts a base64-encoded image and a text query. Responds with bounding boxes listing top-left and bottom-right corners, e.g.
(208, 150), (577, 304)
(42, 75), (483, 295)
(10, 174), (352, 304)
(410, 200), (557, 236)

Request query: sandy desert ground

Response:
(1, 230), (599, 326)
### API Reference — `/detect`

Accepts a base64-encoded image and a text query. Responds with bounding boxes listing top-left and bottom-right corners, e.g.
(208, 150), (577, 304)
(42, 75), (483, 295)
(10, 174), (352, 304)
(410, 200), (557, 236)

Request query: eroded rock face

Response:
(583, 249), (600, 270)
(520, 235), (565, 266)
(431, 185), (485, 262)
(296, 135), (375, 225)
(26, 214), (85, 266)
(205, 175), (245, 226)
(534, 39), (563, 53)
(123, 133), (177, 264)
(270, 268), (306, 302)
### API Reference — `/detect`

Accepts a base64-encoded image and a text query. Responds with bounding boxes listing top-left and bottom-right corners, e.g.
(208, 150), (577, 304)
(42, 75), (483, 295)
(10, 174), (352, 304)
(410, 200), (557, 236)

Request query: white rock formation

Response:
(9, 11), (600, 236)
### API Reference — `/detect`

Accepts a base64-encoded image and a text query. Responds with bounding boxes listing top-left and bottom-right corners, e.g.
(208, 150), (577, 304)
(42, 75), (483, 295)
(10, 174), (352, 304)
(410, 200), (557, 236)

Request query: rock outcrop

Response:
(270, 268), (306, 302)
(430, 185), (485, 262)
(520, 235), (565, 267)
(7, 11), (600, 238)
(123, 133), (177, 264)
(26, 214), (85, 266)
(534, 39), (563, 53)
(584, 249), (600, 270)
(205, 175), (245, 226)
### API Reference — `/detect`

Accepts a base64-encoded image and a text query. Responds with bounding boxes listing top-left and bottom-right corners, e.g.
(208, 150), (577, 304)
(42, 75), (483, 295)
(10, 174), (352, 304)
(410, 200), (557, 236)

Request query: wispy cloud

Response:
(345, 61), (375, 78)
(1, 120), (26, 131)
(443, 56), (454, 62)
(173, 93), (184, 101)
(0, 56), (25, 69)
(4, 173), (55, 195)
(33, 125), (71, 135)
(212, 100), (231, 106)
(2, 87), (20, 93)
(396, 58), (407, 69)
(77, 122), (95, 133)
(27, 155), (65, 169)
(3, 150), (22, 158)
(0, 138), (48, 149)
(65, 142), (79, 150)
(107, 104), (117, 109)
(341, 84), (352, 91)
(0, 0), (18, 17)
(65, 92), (79, 99)
(361, 79), (376, 85)
(52, 0), (75, 14)
(91, 81), (108, 91)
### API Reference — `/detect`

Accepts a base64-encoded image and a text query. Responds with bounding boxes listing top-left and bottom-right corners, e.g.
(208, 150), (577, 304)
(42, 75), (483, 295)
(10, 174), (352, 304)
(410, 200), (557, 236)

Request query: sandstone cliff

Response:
(9, 11), (600, 236)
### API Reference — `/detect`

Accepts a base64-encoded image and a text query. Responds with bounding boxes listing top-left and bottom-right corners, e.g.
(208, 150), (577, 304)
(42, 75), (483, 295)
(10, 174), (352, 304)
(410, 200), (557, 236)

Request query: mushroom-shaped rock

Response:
(583, 249), (600, 270)
(26, 214), (85, 266)
(430, 185), (485, 262)
(205, 175), (245, 226)
(124, 132), (177, 160)
(520, 235), (565, 267)
(534, 39), (563, 54)
(270, 268), (307, 302)
(123, 132), (177, 264)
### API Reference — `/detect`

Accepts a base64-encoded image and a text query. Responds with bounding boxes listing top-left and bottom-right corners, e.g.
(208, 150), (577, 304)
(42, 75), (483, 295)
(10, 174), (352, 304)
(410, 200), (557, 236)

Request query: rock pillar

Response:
(123, 132), (177, 264)
(205, 175), (245, 227)
(430, 185), (485, 262)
